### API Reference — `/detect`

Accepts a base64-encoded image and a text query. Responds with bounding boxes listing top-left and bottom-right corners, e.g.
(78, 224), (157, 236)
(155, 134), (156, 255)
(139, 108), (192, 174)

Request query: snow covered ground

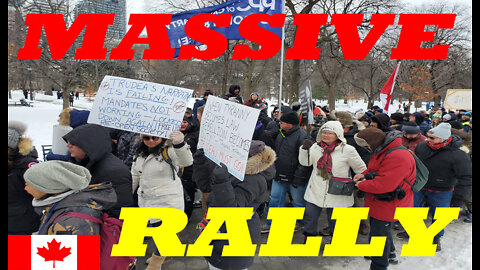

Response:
(8, 90), (472, 269)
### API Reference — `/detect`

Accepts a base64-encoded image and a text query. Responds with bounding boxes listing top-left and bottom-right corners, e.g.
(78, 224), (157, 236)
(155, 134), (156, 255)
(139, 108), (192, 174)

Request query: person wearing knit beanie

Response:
(354, 128), (386, 152)
(8, 120), (28, 149)
(24, 161), (91, 198)
(427, 122), (451, 140)
(280, 111), (300, 125)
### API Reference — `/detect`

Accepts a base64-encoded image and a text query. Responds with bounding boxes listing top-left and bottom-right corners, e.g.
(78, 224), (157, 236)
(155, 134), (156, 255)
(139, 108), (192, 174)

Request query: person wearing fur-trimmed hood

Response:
(299, 121), (367, 238)
(8, 120), (41, 235)
(194, 140), (276, 270)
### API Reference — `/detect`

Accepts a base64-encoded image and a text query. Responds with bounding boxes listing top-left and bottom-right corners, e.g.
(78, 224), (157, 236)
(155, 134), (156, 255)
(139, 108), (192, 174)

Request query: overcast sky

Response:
(126, 0), (472, 14)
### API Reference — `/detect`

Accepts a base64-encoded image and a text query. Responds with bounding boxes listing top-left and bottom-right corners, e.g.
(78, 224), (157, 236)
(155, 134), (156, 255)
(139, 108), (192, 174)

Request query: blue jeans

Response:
(264, 179), (307, 228)
(413, 189), (453, 237)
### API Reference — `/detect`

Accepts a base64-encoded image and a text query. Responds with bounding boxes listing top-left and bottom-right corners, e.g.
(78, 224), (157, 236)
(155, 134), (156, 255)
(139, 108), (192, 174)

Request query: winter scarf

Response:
(427, 136), (453, 151)
(317, 141), (339, 179)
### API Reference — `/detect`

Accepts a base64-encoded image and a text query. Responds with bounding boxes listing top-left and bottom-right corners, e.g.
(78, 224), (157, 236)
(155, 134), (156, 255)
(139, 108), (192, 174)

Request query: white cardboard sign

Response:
(198, 96), (260, 181)
(88, 75), (193, 138)
(444, 89), (472, 110)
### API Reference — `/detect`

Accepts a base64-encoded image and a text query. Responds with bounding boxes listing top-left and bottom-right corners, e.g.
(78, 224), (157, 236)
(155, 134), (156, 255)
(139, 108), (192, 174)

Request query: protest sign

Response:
(87, 75), (193, 138)
(443, 89), (472, 110)
(198, 96), (260, 181)
(298, 80), (314, 125)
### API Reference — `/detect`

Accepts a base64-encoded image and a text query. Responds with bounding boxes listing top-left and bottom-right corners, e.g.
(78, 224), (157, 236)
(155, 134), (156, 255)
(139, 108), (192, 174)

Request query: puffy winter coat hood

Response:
(315, 120), (347, 144)
(63, 124), (112, 168)
(372, 130), (402, 154)
(245, 145), (276, 176)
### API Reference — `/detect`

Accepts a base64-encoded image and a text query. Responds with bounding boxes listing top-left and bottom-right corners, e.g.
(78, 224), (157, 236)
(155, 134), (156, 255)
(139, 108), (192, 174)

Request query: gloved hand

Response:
(212, 163), (230, 185)
(193, 149), (212, 193)
(193, 148), (208, 166)
(169, 131), (185, 145)
(364, 172), (378, 180)
(302, 139), (314, 149)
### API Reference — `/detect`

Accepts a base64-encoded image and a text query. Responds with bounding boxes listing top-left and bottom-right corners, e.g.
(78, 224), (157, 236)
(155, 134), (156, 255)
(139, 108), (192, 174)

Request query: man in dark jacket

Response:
(180, 116), (199, 219)
(63, 124), (134, 218)
(262, 111), (309, 233)
(223, 84), (243, 104)
(195, 141), (275, 270)
(397, 123), (472, 251)
(410, 112), (432, 136)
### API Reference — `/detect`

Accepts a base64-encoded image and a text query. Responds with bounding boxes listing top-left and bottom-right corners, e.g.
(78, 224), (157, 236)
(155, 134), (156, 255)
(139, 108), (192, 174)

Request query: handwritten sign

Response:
(444, 89), (472, 110)
(198, 95), (260, 181)
(87, 75), (193, 138)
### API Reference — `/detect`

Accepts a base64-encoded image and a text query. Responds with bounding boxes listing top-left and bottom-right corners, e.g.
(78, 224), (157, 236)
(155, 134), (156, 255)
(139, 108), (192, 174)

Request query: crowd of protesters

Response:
(8, 85), (472, 270)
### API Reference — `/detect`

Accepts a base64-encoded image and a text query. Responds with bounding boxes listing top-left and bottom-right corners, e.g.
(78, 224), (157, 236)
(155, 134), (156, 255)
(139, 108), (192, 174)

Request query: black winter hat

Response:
(390, 112), (404, 122)
(401, 121), (420, 134)
(280, 111), (299, 125)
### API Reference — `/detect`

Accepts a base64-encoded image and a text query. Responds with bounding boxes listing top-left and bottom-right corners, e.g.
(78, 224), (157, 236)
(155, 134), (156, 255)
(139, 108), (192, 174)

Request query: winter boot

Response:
(396, 231), (409, 239)
(146, 254), (166, 270)
(388, 251), (399, 265)
(433, 235), (442, 252)
(359, 220), (370, 235)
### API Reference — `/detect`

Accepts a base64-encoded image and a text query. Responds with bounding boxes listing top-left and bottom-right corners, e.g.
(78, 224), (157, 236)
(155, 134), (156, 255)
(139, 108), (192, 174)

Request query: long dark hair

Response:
(134, 138), (166, 158)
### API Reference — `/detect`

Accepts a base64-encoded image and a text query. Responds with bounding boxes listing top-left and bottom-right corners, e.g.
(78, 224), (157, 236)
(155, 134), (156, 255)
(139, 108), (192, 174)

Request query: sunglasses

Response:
(426, 136), (437, 140)
(142, 135), (160, 141)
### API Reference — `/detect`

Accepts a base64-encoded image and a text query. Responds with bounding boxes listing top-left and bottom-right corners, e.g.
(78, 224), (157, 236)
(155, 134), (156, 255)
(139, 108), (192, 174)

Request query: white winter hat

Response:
(427, 123), (451, 140)
(24, 161), (91, 194)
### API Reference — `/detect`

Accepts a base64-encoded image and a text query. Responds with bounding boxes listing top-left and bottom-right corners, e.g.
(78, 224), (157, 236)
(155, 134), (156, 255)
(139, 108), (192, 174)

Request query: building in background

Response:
(74, 0), (126, 40)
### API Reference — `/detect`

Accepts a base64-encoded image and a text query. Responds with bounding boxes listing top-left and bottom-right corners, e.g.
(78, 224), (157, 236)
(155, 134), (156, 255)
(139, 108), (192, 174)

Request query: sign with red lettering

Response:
(87, 75), (193, 138)
(198, 95), (260, 181)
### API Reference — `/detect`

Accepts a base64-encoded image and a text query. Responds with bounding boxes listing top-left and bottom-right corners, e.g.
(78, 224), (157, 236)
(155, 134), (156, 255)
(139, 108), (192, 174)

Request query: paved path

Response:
(134, 191), (375, 270)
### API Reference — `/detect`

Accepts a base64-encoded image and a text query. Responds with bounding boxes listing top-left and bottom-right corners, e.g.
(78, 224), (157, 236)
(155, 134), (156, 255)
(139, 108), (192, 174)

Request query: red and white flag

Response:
(8, 235), (100, 270)
(379, 62), (401, 112)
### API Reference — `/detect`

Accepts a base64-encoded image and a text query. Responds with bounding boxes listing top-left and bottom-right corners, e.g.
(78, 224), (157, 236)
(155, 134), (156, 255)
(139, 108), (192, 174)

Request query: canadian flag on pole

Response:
(8, 235), (100, 270)
(379, 62), (401, 112)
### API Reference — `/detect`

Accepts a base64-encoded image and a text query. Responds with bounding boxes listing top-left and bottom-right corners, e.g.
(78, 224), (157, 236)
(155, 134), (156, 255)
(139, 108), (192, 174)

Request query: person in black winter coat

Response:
(8, 120), (41, 235)
(224, 85), (243, 104)
(262, 111), (310, 232)
(410, 112), (432, 136)
(180, 116), (200, 219)
(195, 141), (276, 270)
(63, 124), (134, 218)
(397, 123), (472, 251)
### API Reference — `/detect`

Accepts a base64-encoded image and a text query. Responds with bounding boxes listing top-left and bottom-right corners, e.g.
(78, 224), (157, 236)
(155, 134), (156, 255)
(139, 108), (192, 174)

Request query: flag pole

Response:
(277, 0), (285, 119)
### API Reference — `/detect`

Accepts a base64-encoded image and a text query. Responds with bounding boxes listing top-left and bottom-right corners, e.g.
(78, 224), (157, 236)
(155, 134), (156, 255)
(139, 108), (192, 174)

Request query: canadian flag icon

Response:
(8, 235), (100, 270)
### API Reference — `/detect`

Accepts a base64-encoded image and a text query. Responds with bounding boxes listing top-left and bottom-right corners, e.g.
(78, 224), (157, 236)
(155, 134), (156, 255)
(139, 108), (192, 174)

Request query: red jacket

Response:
(357, 135), (416, 222)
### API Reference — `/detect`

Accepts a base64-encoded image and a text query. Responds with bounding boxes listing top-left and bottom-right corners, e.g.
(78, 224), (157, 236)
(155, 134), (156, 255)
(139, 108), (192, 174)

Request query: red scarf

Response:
(317, 141), (338, 179)
(427, 136), (453, 150)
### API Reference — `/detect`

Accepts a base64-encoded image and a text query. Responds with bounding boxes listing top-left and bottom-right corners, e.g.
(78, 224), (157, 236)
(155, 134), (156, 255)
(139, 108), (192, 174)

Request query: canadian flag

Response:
(379, 62), (401, 112)
(8, 235), (100, 270)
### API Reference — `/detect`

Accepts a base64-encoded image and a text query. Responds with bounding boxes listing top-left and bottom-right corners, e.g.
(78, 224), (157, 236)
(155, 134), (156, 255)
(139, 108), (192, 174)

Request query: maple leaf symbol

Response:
(37, 238), (72, 268)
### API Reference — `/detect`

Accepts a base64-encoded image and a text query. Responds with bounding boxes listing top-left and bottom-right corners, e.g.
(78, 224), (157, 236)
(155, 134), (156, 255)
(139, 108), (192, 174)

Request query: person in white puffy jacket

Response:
(298, 121), (366, 239)
(130, 131), (193, 270)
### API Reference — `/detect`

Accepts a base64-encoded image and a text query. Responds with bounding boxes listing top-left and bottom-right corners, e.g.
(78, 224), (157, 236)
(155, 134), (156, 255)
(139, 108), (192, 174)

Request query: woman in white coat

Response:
(298, 121), (366, 239)
(131, 131), (193, 270)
